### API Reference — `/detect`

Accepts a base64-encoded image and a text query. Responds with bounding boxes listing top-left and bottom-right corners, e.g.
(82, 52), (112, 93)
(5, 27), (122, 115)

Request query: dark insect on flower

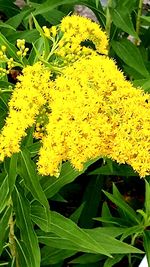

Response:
(8, 69), (22, 83)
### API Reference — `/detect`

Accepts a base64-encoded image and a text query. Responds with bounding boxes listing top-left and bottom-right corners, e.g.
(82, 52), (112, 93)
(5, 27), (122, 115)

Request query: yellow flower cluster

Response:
(1, 15), (150, 178)
(43, 26), (57, 39)
(0, 62), (51, 161)
(52, 15), (108, 64)
(38, 54), (150, 177)
(0, 45), (14, 77)
(16, 39), (29, 57)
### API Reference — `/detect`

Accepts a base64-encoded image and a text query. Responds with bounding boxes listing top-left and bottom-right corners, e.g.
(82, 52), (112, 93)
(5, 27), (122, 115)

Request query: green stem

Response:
(128, 233), (139, 267)
(135, 0), (143, 45)
(40, 59), (63, 74)
(9, 212), (19, 267)
(26, 0), (33, 29)
(46, 42), (58, 61)
(0, 89), (13, 94)
(105, 0), (112, 38)
(28, 15), (33, 30)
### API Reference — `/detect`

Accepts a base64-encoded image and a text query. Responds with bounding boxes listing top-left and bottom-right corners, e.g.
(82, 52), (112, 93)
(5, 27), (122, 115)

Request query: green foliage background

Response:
(0, 0), (150, 266)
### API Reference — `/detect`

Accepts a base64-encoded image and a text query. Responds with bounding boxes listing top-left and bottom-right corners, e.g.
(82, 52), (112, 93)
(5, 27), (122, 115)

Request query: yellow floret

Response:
(0, 62), (52, 159)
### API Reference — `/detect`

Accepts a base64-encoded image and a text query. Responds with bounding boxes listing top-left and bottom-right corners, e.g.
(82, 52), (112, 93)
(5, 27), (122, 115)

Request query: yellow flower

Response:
(55, 15), (109, 64)
(0, 62), (52, 160)
(38, 54), (150, 178)
(16, 39), (29, 57)
(1, 15), (150, 179)
(37, 55), (124, 176)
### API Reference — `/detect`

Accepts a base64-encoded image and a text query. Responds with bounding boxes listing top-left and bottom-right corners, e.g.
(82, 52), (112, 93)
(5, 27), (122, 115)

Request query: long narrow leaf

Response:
(42, 159), (98, 198)
(5, 154), (18, 193)
(19, 149), (49, 210)
(112, 39), (149, 78)
(18, 149), (50, 230)
(145, 180), (150, 217)
(0, 206), (11, 255)
(103, 190), (140, 224)
(40, 211), (112, 256)
(143, 231), (150, 267)
(13, 186), (40, 267)
(0, 173), (9, 213)
(110, 8), (138, 38)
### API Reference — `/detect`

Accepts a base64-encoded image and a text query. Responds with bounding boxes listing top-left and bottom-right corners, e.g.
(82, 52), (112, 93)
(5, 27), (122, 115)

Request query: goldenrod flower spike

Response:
(1, 15), (150, 179)
(60, 15), (108, 54)
(55, 15), (109, 64)
(0, 62), (52, 160)
(38, 54), (150, 178)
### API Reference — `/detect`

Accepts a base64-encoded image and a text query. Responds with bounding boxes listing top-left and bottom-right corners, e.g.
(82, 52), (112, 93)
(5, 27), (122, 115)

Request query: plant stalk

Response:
(135, 0), (143, 45)
(0, 89), (13, 94)
(105, 0), (112, 38)
(9, 212), (19, 267)
(28, 16), (33, 30)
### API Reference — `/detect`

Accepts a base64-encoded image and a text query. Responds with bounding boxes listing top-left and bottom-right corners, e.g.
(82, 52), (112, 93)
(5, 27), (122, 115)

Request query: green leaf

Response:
(123, 65), (144, 80)
(5, 154), (18, 194)
(15, 238), (32, 267)
(39, 211), (143, 255)
(6, 9), (33, 29)
(70, 202), (86, 224)
(143, 230), (150, 267)
(94, 217), (129, 227)
(18, 149), (50, 230)
(112, 39), (149, 78)
(42, 211), (112, 256)
(13, 186), (40, 267)
(145, 180), (150, 218)
(0, 0), (19, 17)
(38, 231), (79, 251)
(38, 226), (126, 250)
(0, 93), (9, 129)
(8, 29), (40, 44)
(0, 206), (11, 255)
(32, 0), (105, 28)
(41, 246), (76, 265)
(39, 223), (142, 255)
(31, 201), (51, 232)
(110, 8), (138, 38)
(19, 149), (49, 210)
(103, 188), (140, 224)
(33, 0), (79, 16)
(42, 9), (65, 25)
(120, 225), (144, 241)
(86, 227), (126, 238)
(90, 161), (136, 176)
(114, 0), (137, 13)
(133, 78), (150, 92)
(141, 16), (150, 25)
(28, 38), (44, 65)
(42, 159), (98, 198)
(104, 255), (124, 267)
(0, 32), (19, 61)
(0, 22), (15, 31)
(32, 16), (50, 60)
(0, 173), (9, 213)
(100, 202), (114, 227)
(85, 228), (143, 254)
(78, 175), (104, 228)
(70, 254), (105, 264)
